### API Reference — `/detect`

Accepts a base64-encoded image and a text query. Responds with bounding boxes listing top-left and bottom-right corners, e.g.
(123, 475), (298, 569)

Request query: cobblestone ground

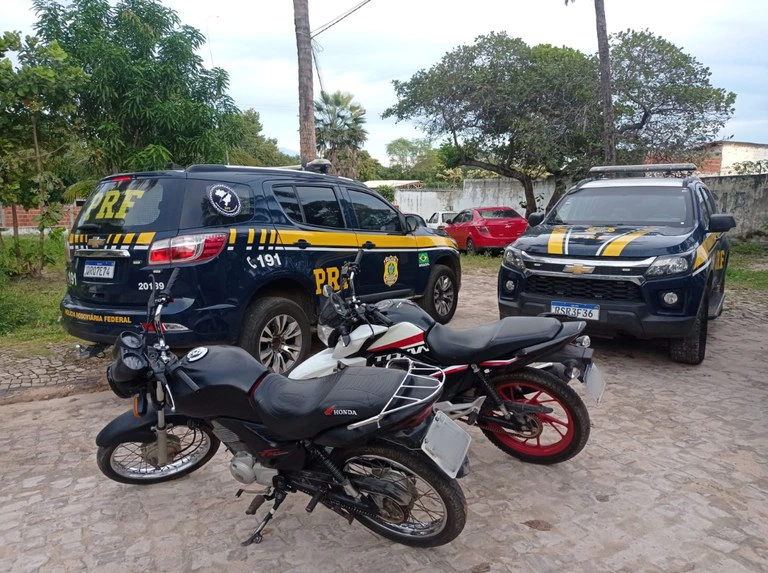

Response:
(0, 269), (766, 572)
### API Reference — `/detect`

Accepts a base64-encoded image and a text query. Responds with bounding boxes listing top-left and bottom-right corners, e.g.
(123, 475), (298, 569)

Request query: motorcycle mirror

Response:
(322, 284), (334, 298)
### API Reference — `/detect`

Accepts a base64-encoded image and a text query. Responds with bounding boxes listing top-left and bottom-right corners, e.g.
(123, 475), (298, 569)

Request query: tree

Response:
(731, 160), (768, 176)
(564, 0), (616, 165)
(33, 0), (238, 173)
(314, 90), (368, 179)
(225, 109), (299, 167)
(610, 29), (736, 161)
(0, 31), (87, 272)
(384, 33), (601, 214)
(356, 150), (383, 182)
(293, 0), (316, 163)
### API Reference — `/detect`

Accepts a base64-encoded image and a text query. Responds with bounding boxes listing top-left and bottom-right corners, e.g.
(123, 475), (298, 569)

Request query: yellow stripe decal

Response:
(122, 233), (135, 245)
(135, 232), (155, 245)
(547, 228), (567, 254)
(602, 230), (651, 257)
(693, 233), (720, 269)
(259, 229), (267, 247)
(229, 228), (236, 245)
(112, 233), (122, 245)
(247, 228), (255, 245)
(68, 233), (74, 244)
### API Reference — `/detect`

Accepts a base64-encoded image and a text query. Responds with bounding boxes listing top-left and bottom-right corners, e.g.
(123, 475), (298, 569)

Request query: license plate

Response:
(421, 410), (471, 479)
(83, 260), (115, 279)
(584, 363), (606, 405)
(551, 301), (600, 320)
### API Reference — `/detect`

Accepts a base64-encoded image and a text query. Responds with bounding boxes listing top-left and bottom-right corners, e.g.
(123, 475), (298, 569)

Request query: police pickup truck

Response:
(61, 162), (460, 373)
(498, 164), (736, 364)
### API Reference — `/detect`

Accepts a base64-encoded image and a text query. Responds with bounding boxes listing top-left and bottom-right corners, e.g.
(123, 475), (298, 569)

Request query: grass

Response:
(460, 252), (503, 272)
(727, 241), (768, 290)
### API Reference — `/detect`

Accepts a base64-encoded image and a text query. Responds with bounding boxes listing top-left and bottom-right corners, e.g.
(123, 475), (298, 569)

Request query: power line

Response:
(310, 0), (373, 38)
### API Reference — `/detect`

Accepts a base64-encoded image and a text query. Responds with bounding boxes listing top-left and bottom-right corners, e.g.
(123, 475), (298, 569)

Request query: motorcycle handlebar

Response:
(169, 363), (201, 394)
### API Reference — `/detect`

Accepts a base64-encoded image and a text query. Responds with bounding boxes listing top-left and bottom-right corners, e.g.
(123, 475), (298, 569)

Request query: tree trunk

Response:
(594, 0), (616, 165)
(293, 0), (316, 163)
(459, 158), (538, 215)
(11, 205), (21, 264)
(31, 113), (46, 275)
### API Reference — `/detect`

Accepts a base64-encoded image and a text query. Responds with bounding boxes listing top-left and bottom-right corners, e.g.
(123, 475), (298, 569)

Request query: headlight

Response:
(503, 247), (525, 270)
(317, 323), (334, 346)
(646, 255), (690, 277)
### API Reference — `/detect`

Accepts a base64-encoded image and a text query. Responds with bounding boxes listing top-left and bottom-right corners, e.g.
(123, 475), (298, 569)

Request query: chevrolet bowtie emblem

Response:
(87, 236), (105, 248)
(563, 263), (595, 274)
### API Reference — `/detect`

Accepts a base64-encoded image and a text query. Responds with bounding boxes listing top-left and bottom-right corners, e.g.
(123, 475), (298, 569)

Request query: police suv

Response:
(61, 163), (461, 372)
(498, 164), (736, 364)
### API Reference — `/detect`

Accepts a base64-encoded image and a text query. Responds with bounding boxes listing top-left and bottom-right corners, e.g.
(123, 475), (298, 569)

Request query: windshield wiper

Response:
(76, 223), (100, 231)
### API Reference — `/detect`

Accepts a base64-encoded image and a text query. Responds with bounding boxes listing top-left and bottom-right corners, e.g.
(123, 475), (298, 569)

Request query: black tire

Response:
(420, 264), (458, 324)
(97, 425), (220, 485)
(466, 238), (478, 256)
(238, 296), (311, 373)
(669, 294), (708, 365)
(480, 367), (590, 465)
(333, 443), (466, 548)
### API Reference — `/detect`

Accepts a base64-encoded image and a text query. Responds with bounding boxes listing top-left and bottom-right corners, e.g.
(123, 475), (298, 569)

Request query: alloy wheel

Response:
(433, 275), (455, 317)
(259, 313), (303, 373)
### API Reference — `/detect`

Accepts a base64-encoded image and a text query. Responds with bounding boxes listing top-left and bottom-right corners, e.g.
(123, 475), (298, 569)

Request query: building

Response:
(696, 141), (768, 176)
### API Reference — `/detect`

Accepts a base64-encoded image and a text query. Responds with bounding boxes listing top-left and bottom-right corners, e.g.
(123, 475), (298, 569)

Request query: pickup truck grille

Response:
(524, 275), (642, 302)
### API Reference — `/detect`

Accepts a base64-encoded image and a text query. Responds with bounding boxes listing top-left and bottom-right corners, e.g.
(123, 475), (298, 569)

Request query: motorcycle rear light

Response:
(149, 233), (227, 265)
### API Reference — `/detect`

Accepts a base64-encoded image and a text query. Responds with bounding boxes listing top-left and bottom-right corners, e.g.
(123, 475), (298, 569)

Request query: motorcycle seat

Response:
(425, 317), (563, 364)
(253, 367), (415, 441)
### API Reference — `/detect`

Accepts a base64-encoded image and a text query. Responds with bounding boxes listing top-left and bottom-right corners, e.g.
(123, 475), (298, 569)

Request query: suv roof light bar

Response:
(588, 163), (697, 175)
(186, 158), (333, 175)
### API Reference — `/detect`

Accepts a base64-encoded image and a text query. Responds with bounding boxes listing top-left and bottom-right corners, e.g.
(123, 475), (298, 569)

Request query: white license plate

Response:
(584, 363), (606, 405)
(551, 301), (600, 320)
(421, 410), (471, 479)
(83, 260), (115, 279)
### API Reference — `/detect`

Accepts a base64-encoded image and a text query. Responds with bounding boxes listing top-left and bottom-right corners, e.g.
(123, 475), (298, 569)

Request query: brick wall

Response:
(0, 204), (82, 231)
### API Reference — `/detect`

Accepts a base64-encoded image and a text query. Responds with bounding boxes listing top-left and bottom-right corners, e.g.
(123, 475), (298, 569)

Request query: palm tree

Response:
(314, 90), (368, 178)
(565, 0), (616, 165)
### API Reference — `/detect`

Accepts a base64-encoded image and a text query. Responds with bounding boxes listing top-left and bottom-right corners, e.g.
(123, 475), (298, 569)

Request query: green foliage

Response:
(611, 29), (736, 159)
(376, 185), (396, 202)
(33, 0), (238, 171)
(356, 150), (383, 182)
(225, 109), (299, 166)
(731, 242), (765, 256)
(315, 90), (368, 179)
(731, 160), (768, 176)
(0, 230), (65, 279)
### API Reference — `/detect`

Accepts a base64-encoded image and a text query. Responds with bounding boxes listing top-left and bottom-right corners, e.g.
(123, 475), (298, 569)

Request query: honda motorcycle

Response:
(291, 250), (606, 465)
(96, 269), (471, 548)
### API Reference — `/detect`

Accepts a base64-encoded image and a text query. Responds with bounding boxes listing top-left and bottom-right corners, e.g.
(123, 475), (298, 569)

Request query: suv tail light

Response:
(149, 233), (227, 265)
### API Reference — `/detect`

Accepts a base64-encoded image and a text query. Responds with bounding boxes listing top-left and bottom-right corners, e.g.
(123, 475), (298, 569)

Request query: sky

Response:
(3, 0), (767, 165)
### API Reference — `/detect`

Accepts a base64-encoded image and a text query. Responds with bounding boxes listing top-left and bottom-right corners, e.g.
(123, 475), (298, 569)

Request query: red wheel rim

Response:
(485, 381), (575, 456)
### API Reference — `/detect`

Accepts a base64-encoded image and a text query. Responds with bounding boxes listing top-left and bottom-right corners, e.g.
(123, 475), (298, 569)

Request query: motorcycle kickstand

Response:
(241, 488), (287, 546)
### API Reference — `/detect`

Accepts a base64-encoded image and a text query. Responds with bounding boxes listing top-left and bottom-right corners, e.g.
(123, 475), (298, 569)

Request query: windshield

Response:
(547, 186), (694, 227)
(479, 209), (520, 219)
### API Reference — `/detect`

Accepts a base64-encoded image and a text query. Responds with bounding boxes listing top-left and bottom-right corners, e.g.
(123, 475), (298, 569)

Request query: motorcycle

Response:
(291, 249), (606, 465)
(96, 268), (471, 548)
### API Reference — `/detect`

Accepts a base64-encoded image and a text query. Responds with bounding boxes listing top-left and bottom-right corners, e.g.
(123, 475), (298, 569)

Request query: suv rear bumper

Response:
(60, 294), (235, 347)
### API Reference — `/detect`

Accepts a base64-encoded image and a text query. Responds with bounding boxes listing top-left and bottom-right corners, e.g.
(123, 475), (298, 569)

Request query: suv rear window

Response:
(76, 178), (184, 233)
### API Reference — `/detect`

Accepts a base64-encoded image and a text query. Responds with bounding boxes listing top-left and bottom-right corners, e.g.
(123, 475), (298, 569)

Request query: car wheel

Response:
(669, 294), (708, 365)
(238, 296), (311, 374)
(420, 264), (458, 324)
(466, 238), (478, 256)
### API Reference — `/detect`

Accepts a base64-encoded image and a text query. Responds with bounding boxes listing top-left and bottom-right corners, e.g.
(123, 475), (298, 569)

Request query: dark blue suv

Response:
(62, 164), (461, 372)
(498, 164), (736, 364)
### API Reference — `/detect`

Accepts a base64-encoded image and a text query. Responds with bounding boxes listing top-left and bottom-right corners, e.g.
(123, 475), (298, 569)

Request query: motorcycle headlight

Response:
(646, 255), (690, 277)
(317, 323), (334, 347)
(503, 247), (525, 270)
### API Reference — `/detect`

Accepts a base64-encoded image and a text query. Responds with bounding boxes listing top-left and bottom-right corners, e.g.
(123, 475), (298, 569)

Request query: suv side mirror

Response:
(405, 215), (419, 233)
(708, 214), (736, 233)
(527, 212), (545, 226)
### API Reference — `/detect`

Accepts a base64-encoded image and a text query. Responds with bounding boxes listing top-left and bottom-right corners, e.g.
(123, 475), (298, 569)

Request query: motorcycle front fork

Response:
(153, 380), (169, 466)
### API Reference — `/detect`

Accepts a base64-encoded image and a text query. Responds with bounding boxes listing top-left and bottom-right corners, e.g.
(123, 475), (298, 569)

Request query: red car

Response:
(445, 207), (528, 255)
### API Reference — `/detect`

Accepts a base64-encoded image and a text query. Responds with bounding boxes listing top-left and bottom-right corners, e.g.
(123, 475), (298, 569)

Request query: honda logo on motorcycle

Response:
(324, 405), (358, 416)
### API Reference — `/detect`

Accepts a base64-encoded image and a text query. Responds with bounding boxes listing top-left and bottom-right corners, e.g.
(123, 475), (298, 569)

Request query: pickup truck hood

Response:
(512, 225), (698, 258)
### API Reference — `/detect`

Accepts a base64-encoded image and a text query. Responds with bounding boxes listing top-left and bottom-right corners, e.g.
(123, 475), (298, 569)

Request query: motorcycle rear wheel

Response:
(480, 367), (590, 465)
(97, 425), (220, 485)
(333, 444), (466, 548)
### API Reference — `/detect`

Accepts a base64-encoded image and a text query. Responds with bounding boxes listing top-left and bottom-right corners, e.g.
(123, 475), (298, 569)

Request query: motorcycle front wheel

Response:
(480, 367), (590, 465)
(97, 425), (220, 485)
(334, 444), (466, 548)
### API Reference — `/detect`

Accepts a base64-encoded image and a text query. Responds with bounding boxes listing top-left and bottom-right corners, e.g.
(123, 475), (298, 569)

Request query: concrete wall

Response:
(701, 174), (768, 239)
(394, 178), (556, 219)
(720, 143), (768, 175)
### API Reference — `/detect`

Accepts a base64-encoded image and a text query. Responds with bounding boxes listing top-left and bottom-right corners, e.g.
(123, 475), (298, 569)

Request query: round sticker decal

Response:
(186, 347), (209, 362)
(208, 184), (241, 217)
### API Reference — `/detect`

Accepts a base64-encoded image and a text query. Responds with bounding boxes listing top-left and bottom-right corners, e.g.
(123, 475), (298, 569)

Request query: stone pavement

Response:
(0, 269), (766, 572)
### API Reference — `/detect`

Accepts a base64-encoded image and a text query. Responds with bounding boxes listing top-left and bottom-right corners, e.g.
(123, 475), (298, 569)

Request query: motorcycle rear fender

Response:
(96, 404), (198, 447)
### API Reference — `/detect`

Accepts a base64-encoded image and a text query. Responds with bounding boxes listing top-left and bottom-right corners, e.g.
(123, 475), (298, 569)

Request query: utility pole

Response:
(293, 0), (316, 163)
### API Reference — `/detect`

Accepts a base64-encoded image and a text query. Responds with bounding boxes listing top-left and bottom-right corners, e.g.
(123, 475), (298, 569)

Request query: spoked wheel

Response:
(334, 444), (466, 548)
(97, 425), (220, 485)
(480, 367), (590, 465)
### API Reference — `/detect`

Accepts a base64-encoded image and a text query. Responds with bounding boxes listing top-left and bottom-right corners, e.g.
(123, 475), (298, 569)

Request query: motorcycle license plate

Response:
(83, 260), (115, 279)
(584, 363), (606, 405)
(551, 301), (600, 320)
(421, 410), (471, 479)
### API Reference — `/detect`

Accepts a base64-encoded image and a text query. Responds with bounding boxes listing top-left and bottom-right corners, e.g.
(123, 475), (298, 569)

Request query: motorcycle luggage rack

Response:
(346, 359), (445, 430)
